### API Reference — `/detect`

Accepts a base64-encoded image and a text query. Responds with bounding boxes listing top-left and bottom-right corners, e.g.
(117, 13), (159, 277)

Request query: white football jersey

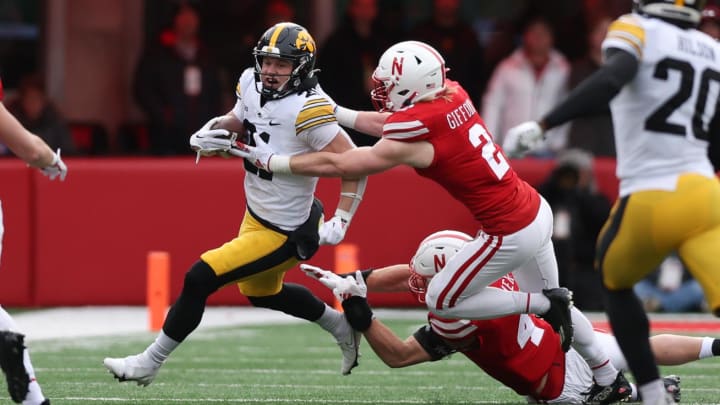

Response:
(603, 14), (718, 197)
(232, 68), (339, 230)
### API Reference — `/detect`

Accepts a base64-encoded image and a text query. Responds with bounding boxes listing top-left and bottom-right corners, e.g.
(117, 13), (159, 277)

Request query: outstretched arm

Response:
(288, 145), (398, 178)
(502, 48), (638, 156)
(0, 102), (67, 180)
(335, 106), (389, 137)
(540, 48), (638, 131)
(300, 267), (445, 368)
(287, 138), (431, 177)
(363, 319), (434, 368)
(363, 264), (413, 293)
(0, 103), (57, 167)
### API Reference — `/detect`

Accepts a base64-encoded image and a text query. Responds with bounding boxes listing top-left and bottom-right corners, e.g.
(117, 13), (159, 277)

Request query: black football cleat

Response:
(540, 288), (574, 352)
(585, 371), (632, 404)
(662, 375), (681, 403)
(0, 331), (30, 403)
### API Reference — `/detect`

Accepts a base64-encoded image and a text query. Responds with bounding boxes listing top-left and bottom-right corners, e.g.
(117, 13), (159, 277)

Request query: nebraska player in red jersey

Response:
(229, 41), (635, 396)
(301, 230), (717, 403)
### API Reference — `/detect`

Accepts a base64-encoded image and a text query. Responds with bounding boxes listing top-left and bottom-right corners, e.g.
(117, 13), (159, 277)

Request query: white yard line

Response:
(12, 307), (429, 341)
(12, 306), (716, 342)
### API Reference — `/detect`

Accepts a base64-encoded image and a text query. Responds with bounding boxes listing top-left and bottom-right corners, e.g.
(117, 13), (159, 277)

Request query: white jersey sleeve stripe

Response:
(383, 120), (429, 140)
(383, 120), (426, 131)
(383, 128), (430, 139)
(429, 318), (477, 340)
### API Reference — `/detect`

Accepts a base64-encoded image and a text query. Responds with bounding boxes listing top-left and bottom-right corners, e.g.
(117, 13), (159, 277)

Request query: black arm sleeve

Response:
(412, 325), (457, 361)
(543, 48), (639, 130)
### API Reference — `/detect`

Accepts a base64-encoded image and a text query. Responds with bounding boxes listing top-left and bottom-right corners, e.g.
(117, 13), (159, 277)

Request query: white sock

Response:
(22, 380), (45, 405)
(314, 304), (347, 339)
(143, 331), (180, 365)
(630, 383), (639, 401)
(524, 293), (550, 314)
(699, 336), (714, 359)
(0, 306), (19, 331)
(569, 307), (618, 386)
(22, 350), (45, 405)
(639, 379), (665, 405)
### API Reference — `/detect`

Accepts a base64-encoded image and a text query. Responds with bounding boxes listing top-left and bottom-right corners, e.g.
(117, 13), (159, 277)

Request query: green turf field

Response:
(18, 319), (720, 404)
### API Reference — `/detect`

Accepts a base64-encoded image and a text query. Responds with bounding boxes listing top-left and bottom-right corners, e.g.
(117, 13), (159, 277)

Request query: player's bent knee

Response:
(183, 260), (220, 296)
(424, 286), (440, 310)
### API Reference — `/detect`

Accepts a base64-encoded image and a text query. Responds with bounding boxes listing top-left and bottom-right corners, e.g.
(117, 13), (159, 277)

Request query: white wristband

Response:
(268, 155), (292, 174)
(335, 106), (359, 129)
(334, 208), (352, 224)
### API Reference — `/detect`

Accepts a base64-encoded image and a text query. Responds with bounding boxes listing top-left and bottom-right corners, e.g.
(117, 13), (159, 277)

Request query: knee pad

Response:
(182, 260), (220, 297)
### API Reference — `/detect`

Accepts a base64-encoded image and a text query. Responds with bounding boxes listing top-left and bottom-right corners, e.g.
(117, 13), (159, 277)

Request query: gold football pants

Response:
(201, 210), (299, 297)
(596, 174), (720, 313)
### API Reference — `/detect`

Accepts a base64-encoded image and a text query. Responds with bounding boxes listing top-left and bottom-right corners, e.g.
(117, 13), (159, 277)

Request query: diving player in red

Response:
(301, 230), (716, 403)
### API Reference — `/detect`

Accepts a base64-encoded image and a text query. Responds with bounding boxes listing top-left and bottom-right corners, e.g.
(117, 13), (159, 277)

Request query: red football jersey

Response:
(382, 81), (540, 234)
(428, 274), (565, 400)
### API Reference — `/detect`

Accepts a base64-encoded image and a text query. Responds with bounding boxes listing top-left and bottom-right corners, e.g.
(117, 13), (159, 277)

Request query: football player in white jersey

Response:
(104, 22), (367, 386)
(503, 1), (720, 403)
(0, 76), (64, 404)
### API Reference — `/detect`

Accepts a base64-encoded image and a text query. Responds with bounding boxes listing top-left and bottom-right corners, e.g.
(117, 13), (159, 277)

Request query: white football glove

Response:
(333, 271), (367, 300)
(318, 214), (349, 245)
(40, 148), (67, 181)
(300, 263), (338, 282)
(502, 121), (545, 158)
(189, 116), (235, 162)
(300, 264), (356, 301)
(228, 132), (275, 172)
(190, 129), (236, 152)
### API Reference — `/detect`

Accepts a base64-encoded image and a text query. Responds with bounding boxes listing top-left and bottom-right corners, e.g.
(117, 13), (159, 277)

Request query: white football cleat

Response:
(103, 354), (160, 387)
(336, 318), (361, 375)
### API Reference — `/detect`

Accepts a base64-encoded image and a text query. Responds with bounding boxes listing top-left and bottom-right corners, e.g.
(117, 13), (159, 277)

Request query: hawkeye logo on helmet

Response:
(392, 57), (404, 76)
(295, 31), (315, 53)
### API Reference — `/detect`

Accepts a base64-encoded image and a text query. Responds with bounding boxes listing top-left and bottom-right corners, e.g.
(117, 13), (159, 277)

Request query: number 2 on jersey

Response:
(468, 123), (510, 180)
